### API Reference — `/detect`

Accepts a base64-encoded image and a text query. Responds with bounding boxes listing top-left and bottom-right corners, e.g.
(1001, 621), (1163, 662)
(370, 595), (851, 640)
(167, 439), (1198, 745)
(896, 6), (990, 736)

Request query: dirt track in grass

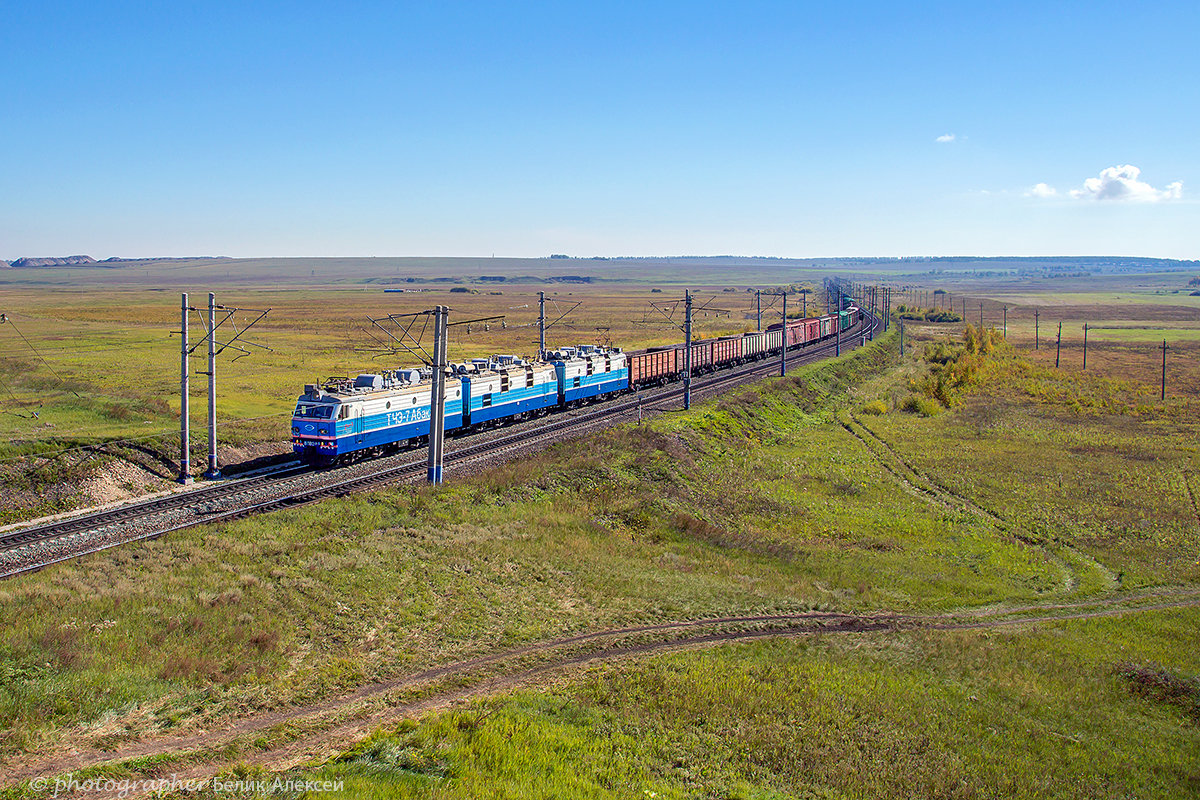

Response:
(5, 587), (1200, 797)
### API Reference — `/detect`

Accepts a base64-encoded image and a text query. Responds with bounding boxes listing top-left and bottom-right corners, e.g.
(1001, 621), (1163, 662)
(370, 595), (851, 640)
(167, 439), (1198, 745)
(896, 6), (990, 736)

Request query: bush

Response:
(923, 309), (963, 323)
(860, 400), (888, 415)
(901, 395), (942, 417)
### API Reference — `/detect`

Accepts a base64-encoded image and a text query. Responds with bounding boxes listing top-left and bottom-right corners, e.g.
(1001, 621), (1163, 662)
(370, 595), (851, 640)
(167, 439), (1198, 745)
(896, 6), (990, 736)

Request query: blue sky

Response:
(2, 1), (1196, 259)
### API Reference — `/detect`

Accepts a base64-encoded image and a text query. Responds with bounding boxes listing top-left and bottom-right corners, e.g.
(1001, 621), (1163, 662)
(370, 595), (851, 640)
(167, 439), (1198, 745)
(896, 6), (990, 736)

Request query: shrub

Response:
(923, 309), (963, 322)
(901, 395), (942, 417)
(1117, 662), (1200, 721)
(860, 399), (887, 415)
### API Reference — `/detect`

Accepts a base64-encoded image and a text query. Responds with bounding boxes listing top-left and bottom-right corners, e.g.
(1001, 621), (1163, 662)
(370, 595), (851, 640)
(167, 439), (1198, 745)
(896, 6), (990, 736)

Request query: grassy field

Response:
(2, 263), (1199, 796)
(301, 613), (1199, 799)
(1, 312), (1198, 797)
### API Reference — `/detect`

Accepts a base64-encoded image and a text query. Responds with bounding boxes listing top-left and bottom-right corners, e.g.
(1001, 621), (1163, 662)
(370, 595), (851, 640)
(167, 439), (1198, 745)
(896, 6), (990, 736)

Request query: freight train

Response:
(291, 307), (863, 466)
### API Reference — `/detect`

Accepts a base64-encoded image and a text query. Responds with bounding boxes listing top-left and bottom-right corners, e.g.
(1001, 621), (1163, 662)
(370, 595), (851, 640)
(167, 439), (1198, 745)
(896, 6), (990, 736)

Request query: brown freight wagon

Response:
(803, 318), (820, 342)
(629, 347), (679, 387)
(713, 336), (742, 367)
(688, 340), (715, 373)
(786, 320), (805, 348)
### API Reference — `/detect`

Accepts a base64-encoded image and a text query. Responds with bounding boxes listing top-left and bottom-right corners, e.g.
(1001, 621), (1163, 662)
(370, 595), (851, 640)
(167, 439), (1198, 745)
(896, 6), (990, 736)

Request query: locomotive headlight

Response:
(292, 427), (300, 435)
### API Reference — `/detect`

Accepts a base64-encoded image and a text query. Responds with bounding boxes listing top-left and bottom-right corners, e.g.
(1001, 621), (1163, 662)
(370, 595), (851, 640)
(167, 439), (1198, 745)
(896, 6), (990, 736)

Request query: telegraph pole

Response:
(205, 293), (220, 479)
(756, 290), (762, 331)
(979, 301), (984, 329)
(179, 293), (191, 484)
(427, 306), (447, 485)
(684, 290), (693, 410)
(1055, 322), (1062, 368)
(1082, 323), (1089, 370)
(802, 289), (806, 318)
(1003, 306), (1008, 338)
(1035, 310), (1040, 349)
(1162, 340), (1168, 400)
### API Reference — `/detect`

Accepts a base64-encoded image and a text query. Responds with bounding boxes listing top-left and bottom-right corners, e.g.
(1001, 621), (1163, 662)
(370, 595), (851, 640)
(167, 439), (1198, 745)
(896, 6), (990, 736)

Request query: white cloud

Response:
(1064, 165), (1183, 202)
(1027, 182), (1057, 198)
(935, 133), (956, 143)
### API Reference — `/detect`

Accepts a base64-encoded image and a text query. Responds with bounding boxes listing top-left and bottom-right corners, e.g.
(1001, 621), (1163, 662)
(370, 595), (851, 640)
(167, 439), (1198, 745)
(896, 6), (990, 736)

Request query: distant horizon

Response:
(4, 252), (1197, 264)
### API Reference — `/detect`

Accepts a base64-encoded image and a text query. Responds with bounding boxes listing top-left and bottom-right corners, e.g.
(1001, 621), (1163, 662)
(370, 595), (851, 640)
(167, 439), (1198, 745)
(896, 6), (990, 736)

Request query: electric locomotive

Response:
(291, 369), (465, 466)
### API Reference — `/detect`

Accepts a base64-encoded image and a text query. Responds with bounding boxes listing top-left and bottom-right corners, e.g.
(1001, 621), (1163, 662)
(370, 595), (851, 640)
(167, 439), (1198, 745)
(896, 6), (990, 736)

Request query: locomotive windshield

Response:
(294, 403), (334, 419)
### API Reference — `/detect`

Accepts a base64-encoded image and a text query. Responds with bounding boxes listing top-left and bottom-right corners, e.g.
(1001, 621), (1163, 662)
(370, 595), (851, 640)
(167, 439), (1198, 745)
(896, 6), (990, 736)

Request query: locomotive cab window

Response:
(295, 404), (334, 419)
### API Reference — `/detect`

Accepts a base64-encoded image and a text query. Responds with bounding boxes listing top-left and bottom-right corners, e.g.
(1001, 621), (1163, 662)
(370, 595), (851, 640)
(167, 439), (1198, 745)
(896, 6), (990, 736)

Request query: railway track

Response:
(0, 312), (882, 578)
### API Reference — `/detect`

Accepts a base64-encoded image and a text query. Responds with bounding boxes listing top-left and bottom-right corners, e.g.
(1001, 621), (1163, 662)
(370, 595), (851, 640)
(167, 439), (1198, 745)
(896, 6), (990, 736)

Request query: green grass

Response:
(297, 609), (1200, 799)
(3, 318), (1200, 797)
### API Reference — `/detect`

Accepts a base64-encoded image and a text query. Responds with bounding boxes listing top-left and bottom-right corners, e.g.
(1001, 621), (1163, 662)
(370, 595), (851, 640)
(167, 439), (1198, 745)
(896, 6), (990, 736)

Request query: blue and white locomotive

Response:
(456, 355), (559, 427)
(291, 369), (465, 466)
(548, 344), (628, 405)
(292, 345), (628, 466)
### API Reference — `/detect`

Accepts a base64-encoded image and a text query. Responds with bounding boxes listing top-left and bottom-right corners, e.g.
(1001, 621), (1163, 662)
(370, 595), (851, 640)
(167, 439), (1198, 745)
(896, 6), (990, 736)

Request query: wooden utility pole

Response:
(1035, 310), (1040, 349)
(1162, 340), (1168, 400)
(1083, 323), (1089, 370)
(1055, 322), (1062, 368)
(1003, 306), (1008, 338)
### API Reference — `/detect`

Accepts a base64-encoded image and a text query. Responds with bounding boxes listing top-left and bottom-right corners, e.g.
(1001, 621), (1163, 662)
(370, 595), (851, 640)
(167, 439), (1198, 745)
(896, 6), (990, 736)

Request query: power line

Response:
(0, 369), (36, 418)
(0, 315), (80, 396)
